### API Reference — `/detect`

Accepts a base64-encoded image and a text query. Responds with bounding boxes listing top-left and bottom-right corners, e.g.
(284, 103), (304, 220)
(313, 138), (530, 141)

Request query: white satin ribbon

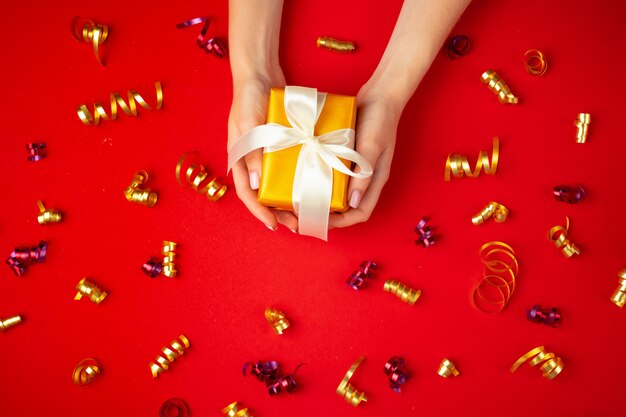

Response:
(227, 86), (373, 241)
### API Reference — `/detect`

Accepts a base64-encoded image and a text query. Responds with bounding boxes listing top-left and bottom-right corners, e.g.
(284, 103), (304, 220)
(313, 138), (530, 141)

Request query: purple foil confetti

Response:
(553, 185), (585, 204)
(384, 356), (410, 392)
(527, 305), (562, 327)
(415, 217), (436, 247)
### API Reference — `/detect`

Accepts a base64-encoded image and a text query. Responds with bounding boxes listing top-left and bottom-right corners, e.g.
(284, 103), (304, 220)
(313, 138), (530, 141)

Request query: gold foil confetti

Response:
(523, 49), (548, 76)
(0, 315), (23, 331)
(471, 201), (509, 225)
(471, 241), (518, 314)
(574, 113), (591, 143)
(77, 81), (163, 126)
(73, 358), (101, 386)
(510, 346), (564, 380)
(149, 334), (190, 378)
(265, 308), (290, 335)
(445, 137), (500, 181)
(176, 153), (227, 202)
(610, 269), (626, 308)
(383, 280), (421, 305)
(316, 36), (355, 53)
(36, 200), (63, 225)
(437, 358), (459, 378)
(162, 240), (178, 278)
(481, 70), (518, 104)
(548, 217), (580, 258)
(71, 17), (109, 65)
(337, 355), (367, 407)
(124, 170), (158, 207)
(222, 402), (253, 417)
(74, 278), (108, 304)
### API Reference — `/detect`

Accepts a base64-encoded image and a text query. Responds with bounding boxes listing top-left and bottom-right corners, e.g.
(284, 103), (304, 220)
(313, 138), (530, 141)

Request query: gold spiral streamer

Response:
(316, 36), (355, 52)
(73, 358), (101, 386)
(124, 171), (158, 207)
(437, 358), (459, 378)
(524, 49), (548, 76)
(0, 315), (23, 331)
(574, 113), (591, 143)
(471, 242), (518, 314)
(383, 279), (421, 305)
(162, 240), (178, 278)
(222, 402), (254, 417)
(471, 201), (509, 225)
(36, 200), (63, 224)
(149, 334), (190, 378)
(510, 346), (564, 380)
(74, 278), (108, 304)
(548, 217), (580, 258)
(72, 18), (109, 65)
(77, 81), (163, 126)
(444, 137), (499, 181)
(481, 70), (519, 104)
(265, 308), (290, 334)
(336, 355), (367, 407)
(610, 269), (626, 308)
(176, 153), (227, 202)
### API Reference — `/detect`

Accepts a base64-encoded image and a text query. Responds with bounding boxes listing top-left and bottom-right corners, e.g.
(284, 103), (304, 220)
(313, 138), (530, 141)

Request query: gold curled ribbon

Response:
(337, 355), (367, 407)
(176, 153), (227, 202)
(74, 278), (108, 304)
(0, 315), (23, 331)
(471, 201), (509, 225)
(36, 200), (63, 224)
(124, 171), (158, 207)
(610, 269), (626, 308)
(510, 346), (564, 379)
(149, 334), (190, 378)
(548, 217), (580, 258)
(317, 36), (355, 52)
(162, 240), (178, 278)
(481, 70), (518, 104)
(73, 358), (101, 385)
(524, 49), (548, 76)
(445, 137), (499, 181)
(222, 402), (254, 417)
(383, 280), (421, 305)
(574, 113), (590, 143)
(77, 81), (163, 126)
(265, 308), (290, 334)
(472, 242), (518, 314)
(437, 358), (459, 378)
(71, 17), (109, 65)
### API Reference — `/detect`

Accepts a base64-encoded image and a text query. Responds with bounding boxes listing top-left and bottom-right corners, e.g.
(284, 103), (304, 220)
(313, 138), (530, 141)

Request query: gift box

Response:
(257, 87), (357, 212)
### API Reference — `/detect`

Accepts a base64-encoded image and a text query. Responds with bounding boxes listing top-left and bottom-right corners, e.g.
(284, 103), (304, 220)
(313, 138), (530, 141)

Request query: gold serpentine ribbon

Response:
(72, 18), (109, 65)
(524, 49), (548, 76)
(162, 240), (178, 278)
(317, 36), (355, 52)
(445, 137), (499, 181)
(383, 280), (421, 305)
(77, 81), (163, 126)
(437, 358), (459, 378)
(337, 355), (367, 407)
(471, 242), (518, 314)
(510, 346), (564, 380)
(176, 153), (227, 202)
(124, 171), (158, 207)
(548, 217), (580, 258)
(37, 200), (63, 224)
(265, 308), (290, 334)
(574, 113), (591, 143)
(74, 278), (108, 304)
(222, 402), (254, 417)
(73, 358), (101, 385)
(0, 315), (23, 331)
(610, 269), (626, 308)
(149, 335), (190, 378)
(471, 201), (509, 225)
(481, 70), (519, 104)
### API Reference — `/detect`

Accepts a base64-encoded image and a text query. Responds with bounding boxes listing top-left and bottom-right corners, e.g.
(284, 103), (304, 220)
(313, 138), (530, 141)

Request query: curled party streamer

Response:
(317, 36), (355, 53)
(222, 402), (253, 417)
(265, 308), (290, 334)
(74, 278), (108, 304)
(446, 35), (471, 59)
(610, 269), (626, 308)
(444, 137), (499, 181)
(524, 49), (548, 76)
(176, 153), (227, 202)
(553, 185), (585, 204)
(26, 143), (45, 161)
(384, 280), (421, 305)
(124, 171), (158, 207)
(77, 81), (163, 126)
(384, 356), (410, 392)
(471, 241), (518, 314)
(71, 17), (108, 65)
(481, 70), (518, 104)
(73, 358), (101, 386)
(337, 355), (367, 407)
(471, 201), (509, 225)
(510, 346), (564, 380)
(176, 17), (227, 58)
(162, 240), (178, 278)
(437, 358), (459, 378)
(6, 240), (47, 276)
(37, 200), (62, 225)
(574, 113), (591, 143)
(243, 360), (302, 396)
(415, 217), (436, 247)
(142, 257), (163, 278)
(160, 398), (190, 417)
(0, 315), (23, 332)
(548, 217), (580, 258)
(347, 260), (377, 290)
(527, 305), (562, 327)
(149, 335), (190, 378)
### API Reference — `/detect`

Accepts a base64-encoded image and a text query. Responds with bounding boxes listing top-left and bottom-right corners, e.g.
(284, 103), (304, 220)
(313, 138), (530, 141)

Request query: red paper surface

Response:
(1, 1), (625, 416)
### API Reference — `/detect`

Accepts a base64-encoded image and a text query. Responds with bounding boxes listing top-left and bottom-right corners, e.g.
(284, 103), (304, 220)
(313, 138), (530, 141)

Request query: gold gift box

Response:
(258, 88), (356, 212)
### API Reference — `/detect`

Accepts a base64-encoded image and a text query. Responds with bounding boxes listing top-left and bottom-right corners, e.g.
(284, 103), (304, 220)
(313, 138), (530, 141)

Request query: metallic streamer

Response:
(471, 201), (509, 225)
(527, 305), (562, 327)
(317, 36), (355, 52)
(437, 358), (459, 378)
(415, 217), (436, 247)
(149, 335), (190, 378)
(73, 358), (101, 385)
(510, 346), (564, 379)
(523, 49), (548, 76)
(383, 356), (409, 392)
(160, 398), (190, 417)
(481, 70), (518, 104)
(548, 217), (580, 258)
(574, 113), (591, 143)
(36, 200), (62, 224)
(71, 17), (108, 65)
(553, 185), (585, 204)
(176, 153), (227, 202)
(162, 240), (178, 278)
(336, 356), (367, 407)
(446, 35), (471, 59)
(74, 278), (108, 304)
(124, 171), (158, 207)
(384, 280), (421, 305)
(471, 241), (518, 314)
(610, 269), (626, 308)
(222, 402), (253, 417)
(444, 137), (499, 181)
(264, 308), (290, 334)
(347, 260), (377, 290)
(26, 143), (46, 161)
(176, 17), (227, 58)
(0, 315), (23, 331)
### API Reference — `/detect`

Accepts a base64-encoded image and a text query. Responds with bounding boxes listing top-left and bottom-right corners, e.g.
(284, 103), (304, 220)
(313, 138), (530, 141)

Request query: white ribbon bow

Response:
(228, 86), (373, 240)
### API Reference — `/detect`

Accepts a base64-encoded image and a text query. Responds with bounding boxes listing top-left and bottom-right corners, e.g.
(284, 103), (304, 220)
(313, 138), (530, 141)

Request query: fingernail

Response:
(266, 224), (277, 231)
(290, 228), (297, 234)
(249, 170), (260, 190)
(349, 190), (362, 209)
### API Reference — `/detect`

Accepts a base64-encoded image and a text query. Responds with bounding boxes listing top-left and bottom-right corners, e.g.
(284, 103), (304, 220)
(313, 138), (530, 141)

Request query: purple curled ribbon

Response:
(347, 260), (377, 290)
(384, 356), (410, 392)
(446, 35), (472, 60)
(243, 360), (303, 396)
(176, 17), (227, 58)
(26, 143), (46, 161)
(415, 217), (436, 247)
(6, 241), (47, 277)
(142, 257), (163, 278)
(553, 185), (585, 204)
(527, 305), (562, 327)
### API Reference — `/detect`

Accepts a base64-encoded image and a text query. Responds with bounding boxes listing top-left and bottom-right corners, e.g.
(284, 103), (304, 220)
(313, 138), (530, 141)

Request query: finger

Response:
(275, 210), (299, 233)
(346, 139), (382, 210)
(232, 159), (278, 230)
(244, 149), (264, 190)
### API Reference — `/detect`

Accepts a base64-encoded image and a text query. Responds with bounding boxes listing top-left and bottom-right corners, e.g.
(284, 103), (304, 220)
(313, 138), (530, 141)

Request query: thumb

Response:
(244, 149), (264, 190)
(346, 141), (380, 209)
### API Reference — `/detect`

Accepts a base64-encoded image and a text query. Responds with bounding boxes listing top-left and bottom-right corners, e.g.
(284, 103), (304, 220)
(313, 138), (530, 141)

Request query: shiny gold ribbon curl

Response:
(383, 280), (421, 305)
(574, 113), (590, 143)
(610, 269), (626, 308)
(37, 200), (63, 224)
(548, 217), (580, 258)
(149, 335), (190, 378)
(0, 315), (22, 331)
(510, 346), (564, 380)
(72, 18), (109, 65)
(524, 49), (548, 76)
(73, 358), (101, 385)
(445, 138), (499, 181)
(222, 402), (254, 417)
(437, 358), (459, 378)
(481, 70), (519, 104)
(265, 308), (290, 334)
(74, 278), (108, 304)
(472, 201), (509, 225)
(162, 240), (178, 278)
(317, 36), (355, 52)
(124, 171), (158, 207)
(472, 242), (518, 314)
(77, 81), (163, 126)
(176, 153), (227, 202)
(337, 356), (367, 407)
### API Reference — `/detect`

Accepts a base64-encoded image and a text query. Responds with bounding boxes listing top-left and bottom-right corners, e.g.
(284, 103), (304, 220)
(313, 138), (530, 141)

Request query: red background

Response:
(1, 0), (625, 416)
